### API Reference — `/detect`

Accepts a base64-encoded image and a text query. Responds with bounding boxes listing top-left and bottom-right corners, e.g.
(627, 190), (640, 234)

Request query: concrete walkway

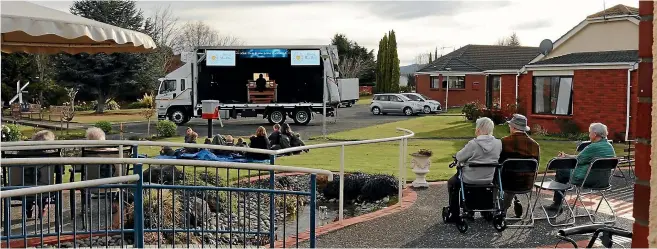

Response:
(3, 118), (87, 130)
(302, 171), (635, 248)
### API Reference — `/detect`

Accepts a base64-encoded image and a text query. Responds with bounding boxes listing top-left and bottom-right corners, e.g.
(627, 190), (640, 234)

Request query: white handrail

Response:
(0, 128), (415, 156)
(0, 157), (334, 181)
(0, 174), (140, 199)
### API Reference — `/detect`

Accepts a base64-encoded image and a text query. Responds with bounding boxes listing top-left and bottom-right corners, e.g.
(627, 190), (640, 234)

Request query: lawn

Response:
(72, 109), (153, 124)
(7, 124), (86, 140)
(356, 95), (372, 105)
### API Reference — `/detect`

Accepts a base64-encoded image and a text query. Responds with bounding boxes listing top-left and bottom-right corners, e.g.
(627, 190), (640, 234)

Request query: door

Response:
(485, 75), (501, 109)
(389, 95), (405, 113)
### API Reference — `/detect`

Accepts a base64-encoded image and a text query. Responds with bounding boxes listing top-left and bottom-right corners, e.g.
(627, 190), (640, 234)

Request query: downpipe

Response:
(625, 65), (635, 142)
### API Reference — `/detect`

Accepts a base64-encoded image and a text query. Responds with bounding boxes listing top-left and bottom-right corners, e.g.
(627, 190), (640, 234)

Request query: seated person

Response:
(546, 123), (616, 212)
(269, 124), (282, 149)
(279, 123), (308, 154)
(224, 135), (235, 146)
(183, 131), (199, 153)
(446, 117), (502, 222)
(32, 129), (55, 141)
(248, 126), (271, 160)
(498, 114), (540, 213)
(184, 127), (195, 143)
(160, 146), (175, 156)
(204, 138), (212, 144)
(256, 74), (267, 92)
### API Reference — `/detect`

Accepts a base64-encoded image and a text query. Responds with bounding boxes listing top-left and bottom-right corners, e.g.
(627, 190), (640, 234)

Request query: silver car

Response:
(401, 93), (443, 114)
(370, 94), (423, 116)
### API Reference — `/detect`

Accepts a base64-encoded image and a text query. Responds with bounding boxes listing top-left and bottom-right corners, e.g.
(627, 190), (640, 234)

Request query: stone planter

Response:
(410, 153), (431, 188)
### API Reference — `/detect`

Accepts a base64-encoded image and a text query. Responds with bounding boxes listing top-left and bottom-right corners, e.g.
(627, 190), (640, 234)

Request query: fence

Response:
(0, 128), (413, 247)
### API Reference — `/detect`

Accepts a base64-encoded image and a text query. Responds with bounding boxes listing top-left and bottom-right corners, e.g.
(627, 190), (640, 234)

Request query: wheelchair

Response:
(441, 157), (507, 233)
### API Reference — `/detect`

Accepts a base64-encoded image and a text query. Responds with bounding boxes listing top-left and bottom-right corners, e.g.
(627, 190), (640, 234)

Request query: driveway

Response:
(110, 105), (418, 140)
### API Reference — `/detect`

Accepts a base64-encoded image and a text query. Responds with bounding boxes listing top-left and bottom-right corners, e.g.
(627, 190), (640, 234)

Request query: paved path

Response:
(3, 118), (87, 130)
(302, 171), (635, 248)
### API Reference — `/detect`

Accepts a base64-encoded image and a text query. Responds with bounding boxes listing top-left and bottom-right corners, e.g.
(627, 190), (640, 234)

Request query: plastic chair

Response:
(533, 157), (578, 227)
(571, 158), (620, 224)
(499, 158), (538, 228)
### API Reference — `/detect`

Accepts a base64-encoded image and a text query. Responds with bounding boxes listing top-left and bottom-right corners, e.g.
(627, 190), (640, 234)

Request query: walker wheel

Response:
(513, 199), (523, 218)
(493, 215), (507, 232)
(457, 218), (469, 234)
(441, 207), (450, 224)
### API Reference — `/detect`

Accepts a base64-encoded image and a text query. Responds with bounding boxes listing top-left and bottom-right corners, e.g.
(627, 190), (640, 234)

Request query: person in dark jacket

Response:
(256, 74), (267, 92)
(498, 114), (540, 215)
(248, 126), (271, 160)
(280, 122), (308, 154)
(269, 124), (281, 149)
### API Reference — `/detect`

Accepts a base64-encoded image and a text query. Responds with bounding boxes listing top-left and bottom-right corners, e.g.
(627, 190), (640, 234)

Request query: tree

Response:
(406, 74), (416, 90)
(1, 53), (36, 102)
(434, 47), (438, 60)
(496, 32), (521, 46)
(429, 53), (433, 63)
(176, 21), (243, 53)
(414, 53), (430, 65)
(55, 0), (147, 113)
(330, 34), (375, 82)
(375, 30), (401, 93)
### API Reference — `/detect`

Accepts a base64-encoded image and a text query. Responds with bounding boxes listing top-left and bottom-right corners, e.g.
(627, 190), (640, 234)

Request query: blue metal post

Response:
(309, 174), (317, 248)
(133, 163), (145, 248)
(268, 167), (275, 248)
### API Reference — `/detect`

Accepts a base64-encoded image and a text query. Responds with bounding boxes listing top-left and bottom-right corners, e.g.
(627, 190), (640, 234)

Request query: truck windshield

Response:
(159, 80), (176, 94)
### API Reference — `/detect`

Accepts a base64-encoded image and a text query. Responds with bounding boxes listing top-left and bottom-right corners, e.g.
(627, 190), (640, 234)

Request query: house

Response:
(519, 4), (639, 140)
(415, 45), (540, 108)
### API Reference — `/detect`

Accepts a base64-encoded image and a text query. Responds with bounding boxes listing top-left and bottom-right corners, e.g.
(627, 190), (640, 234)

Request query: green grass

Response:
(356, 96), (373, 105)
(8, 124), (86, 140)
(72, 109), (153, 124)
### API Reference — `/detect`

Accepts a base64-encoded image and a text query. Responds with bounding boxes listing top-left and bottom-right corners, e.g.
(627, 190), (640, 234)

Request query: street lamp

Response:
(445, 68), (451, 111)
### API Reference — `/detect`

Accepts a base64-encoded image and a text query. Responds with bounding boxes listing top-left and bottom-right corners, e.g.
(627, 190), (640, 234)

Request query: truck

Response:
(156, 45), (343, 125)
(337, 78), (359, 107)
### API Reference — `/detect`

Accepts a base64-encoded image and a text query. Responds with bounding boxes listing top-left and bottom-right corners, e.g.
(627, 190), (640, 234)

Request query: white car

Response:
(401, 93), (443, 114)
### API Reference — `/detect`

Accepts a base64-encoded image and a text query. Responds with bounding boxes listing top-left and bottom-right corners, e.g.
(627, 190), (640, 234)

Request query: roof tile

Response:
(417, 45), (540, 72)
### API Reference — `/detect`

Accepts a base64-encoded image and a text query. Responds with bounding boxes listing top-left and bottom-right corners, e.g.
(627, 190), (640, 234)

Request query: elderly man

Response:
(32, 130), (55, 141)
(546, 123), (616, 212)
(446, 117), (502, 221)
(498, 114), (540, 215)
(86, 127), (106, 140)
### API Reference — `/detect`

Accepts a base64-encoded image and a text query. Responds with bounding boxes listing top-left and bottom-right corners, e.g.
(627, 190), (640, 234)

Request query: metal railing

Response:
(1, 157), (332, 248)
(1, 127), (414, 222)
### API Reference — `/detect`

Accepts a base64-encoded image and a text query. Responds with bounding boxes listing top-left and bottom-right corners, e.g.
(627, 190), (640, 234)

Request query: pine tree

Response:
(388, 30), (400, 93)
(429, 53), (433, 63)
(376, 34), (388, 93)
(434, 47), (438, 60)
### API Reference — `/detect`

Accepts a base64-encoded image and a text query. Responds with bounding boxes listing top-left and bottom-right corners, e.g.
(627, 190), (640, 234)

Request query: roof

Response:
(529, 50), (638, 65)
(587, 4), (638, 19)
(417, 45), (540, 72)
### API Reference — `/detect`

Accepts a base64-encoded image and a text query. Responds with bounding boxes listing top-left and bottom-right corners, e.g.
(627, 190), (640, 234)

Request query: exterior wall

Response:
(500, 74), (517, 109)
(523, 69), (635, 141)
(635, 1), (654, 247)
(415, 74), (485, 108)
(359, 86), (373, 94)
(546, 19), (639, 59)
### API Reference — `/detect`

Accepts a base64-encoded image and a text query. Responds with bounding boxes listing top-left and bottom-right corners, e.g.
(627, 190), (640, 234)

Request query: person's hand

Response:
(557, 151), (565, 157)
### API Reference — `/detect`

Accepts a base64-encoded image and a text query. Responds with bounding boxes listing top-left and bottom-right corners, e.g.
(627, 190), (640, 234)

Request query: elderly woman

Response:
(446, 117), (502, 222)
(32, 130), (55, 141)
(546, 123), (616, 212)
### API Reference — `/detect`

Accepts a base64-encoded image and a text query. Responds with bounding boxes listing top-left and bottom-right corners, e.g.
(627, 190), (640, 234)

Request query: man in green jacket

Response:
(546, 123), (616, 212)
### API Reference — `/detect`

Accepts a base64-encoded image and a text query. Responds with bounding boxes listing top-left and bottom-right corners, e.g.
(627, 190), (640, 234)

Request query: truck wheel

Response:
(168, 109), (189, 125)
(293, 109), (311, 125)
(267, 110), (286, 124)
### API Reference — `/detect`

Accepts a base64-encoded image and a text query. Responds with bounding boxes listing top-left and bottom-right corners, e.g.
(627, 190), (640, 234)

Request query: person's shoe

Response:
(513, 199), (523, 218)
(545, 203), (563, 214)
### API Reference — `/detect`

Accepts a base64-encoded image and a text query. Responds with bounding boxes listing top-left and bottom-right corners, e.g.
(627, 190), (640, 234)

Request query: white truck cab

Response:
(156, 63), (194, 124)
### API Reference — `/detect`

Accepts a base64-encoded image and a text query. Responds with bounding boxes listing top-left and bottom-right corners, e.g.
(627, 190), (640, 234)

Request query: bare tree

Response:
(150, 5), (180, 49)
(496, 32), (521, 46)
(176, 21), (244, 53)
(337, 56), (373, 78)
(414, 53), (430, 65)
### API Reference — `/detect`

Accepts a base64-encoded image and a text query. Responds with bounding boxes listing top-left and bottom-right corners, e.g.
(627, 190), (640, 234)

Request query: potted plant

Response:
(410, 149), (432, 188)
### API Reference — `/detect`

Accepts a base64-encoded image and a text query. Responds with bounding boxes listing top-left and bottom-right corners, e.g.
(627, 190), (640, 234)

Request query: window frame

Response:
(531, 76), (574, 116)
(180, 79), (186, 90)
(159, 79), (177, 94)
(430, 76), (440, 89)
(442, 76), (465, 89)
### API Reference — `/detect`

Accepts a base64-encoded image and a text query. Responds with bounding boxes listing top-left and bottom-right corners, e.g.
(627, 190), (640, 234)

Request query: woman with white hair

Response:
(546, 122), (616, 212)
(85, 127), (106, 140)
(446, 117), (502, 222)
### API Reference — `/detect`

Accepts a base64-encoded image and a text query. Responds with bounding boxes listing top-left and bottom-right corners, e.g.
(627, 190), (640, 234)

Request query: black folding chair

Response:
(499, 158), (538, 228)
(556, 224), (632, 248)
(533, 157), (578, 227)
(576, 141), (591, 152)
(572, 158), (620, 224)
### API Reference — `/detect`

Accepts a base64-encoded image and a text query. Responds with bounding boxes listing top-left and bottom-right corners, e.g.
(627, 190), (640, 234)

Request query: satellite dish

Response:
(539, 39), (553, 55)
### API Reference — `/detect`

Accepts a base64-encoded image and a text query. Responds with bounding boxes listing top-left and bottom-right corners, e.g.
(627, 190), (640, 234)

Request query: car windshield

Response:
(404, 94), (422, 101)
(398, 95), (411, 101)
(419, 94), (432, 100)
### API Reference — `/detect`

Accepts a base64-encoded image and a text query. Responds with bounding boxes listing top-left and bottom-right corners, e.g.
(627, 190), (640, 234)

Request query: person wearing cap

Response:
(498, 114), (540, 214)
(546, 122), (616, 212)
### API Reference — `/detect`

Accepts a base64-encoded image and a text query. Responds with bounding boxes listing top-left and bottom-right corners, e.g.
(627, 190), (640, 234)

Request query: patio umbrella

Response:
(1, 1), (156, 54)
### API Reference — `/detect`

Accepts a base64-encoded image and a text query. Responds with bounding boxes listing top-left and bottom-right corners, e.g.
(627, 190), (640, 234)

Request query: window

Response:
(390, 96), (403, 102)
(404, 94), (421, 101)
(180, 79), (186, 90)
(159, 80), (176, 94)
(442, 76), (465, 89)
(532, 76), (573, 115)
(492, 76), (501, 91)
(430, 76), (440, 89)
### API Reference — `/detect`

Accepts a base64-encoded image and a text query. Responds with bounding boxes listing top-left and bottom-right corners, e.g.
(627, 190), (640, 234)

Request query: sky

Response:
(32, 0), (639, 65)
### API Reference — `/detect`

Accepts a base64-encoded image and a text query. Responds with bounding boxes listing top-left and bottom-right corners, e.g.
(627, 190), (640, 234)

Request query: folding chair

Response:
(571, 158), (619, 224)
(576, 141), (591, 153)
(532, 157), (578, 227)
(613, 141), (635, 181)
(499, 158), (539, 228)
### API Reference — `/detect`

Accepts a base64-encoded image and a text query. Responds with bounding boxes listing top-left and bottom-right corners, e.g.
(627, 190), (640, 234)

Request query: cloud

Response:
(512, 19), (552, 30)
(361, 1), (511, 20)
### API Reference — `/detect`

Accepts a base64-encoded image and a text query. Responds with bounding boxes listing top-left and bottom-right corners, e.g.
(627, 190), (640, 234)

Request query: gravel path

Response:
(301, 171), (635, 248)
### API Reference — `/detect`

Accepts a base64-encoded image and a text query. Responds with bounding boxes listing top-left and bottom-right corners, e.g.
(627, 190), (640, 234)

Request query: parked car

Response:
(401, 93), (442, 114)
(370, 94), (423, 116)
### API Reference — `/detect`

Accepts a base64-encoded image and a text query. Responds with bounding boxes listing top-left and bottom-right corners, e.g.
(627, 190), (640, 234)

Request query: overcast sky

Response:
(33, 0), (638, 65)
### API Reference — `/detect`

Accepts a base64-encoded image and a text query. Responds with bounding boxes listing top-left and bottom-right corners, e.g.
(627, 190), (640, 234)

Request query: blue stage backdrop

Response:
(238, 49), (289, 58)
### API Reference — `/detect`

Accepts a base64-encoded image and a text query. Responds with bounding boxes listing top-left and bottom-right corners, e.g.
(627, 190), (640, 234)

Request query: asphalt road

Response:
(110, 105), (418, 140)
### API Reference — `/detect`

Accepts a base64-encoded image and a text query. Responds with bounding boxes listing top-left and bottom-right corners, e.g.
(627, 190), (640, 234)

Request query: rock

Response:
(143, 165), (185, 185)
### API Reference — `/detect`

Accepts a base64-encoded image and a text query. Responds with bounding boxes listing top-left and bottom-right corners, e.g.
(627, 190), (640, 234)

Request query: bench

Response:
(48, 105), (70, 122)
(11, 103), (42, 120)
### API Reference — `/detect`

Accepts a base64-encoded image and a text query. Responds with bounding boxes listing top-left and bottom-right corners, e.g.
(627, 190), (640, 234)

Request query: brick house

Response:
(414, 45), (540, 108)
(519, 4), (639, 140)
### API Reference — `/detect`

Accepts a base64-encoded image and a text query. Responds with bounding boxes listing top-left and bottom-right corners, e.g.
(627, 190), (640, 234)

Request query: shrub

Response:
(462, 101), (481, 121)
(479, 108), (506, 125)
(138, 93), (154, 108)
(532, 124), (549, 136)
(94, 121), (112, 133)
(156, 120), (177, 138)
(106, 100), (121, 110)
(359, 91), (372, 96)
(1, 124), (22, 141)
(556, 119), (580, 136)
(125, 102), (148, 109)
(398, 86), (411, 93)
